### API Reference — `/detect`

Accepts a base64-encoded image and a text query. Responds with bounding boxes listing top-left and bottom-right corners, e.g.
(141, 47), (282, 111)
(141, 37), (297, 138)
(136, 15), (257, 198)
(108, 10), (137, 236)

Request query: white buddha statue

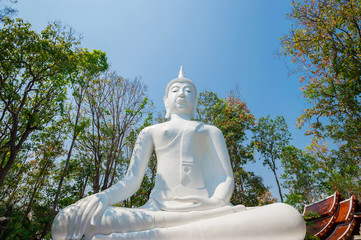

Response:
(52, 67), (306, 240)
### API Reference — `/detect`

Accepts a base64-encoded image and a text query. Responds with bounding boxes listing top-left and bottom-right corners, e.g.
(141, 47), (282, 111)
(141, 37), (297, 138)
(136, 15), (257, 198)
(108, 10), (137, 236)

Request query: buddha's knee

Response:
(51, 205), (84, 240)
(271, 203), (306, 235)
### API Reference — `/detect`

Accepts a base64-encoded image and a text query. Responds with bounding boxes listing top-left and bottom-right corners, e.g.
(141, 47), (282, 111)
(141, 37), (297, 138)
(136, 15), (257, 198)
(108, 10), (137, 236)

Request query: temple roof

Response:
(303, 191), (361, 240)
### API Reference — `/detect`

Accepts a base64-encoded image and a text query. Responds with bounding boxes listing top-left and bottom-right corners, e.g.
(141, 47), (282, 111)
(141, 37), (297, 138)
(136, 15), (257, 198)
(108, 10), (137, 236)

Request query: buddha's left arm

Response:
(208, 126), (234, 204)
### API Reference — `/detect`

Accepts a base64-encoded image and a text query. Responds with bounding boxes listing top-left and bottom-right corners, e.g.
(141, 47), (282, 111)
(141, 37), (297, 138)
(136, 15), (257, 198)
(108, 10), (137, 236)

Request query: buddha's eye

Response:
(171, 87), (179, 93)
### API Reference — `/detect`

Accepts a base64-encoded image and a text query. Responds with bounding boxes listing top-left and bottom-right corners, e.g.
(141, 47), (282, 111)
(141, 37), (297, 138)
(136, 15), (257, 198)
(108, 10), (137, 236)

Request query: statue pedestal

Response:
(89, 203), (306, 240)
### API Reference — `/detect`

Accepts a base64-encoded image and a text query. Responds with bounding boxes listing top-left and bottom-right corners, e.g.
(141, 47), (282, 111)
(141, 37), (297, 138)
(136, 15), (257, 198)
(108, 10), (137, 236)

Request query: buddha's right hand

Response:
(90, 192), (109, 226)
(53, 192), (109, 239)
(77, 192), (108, 232)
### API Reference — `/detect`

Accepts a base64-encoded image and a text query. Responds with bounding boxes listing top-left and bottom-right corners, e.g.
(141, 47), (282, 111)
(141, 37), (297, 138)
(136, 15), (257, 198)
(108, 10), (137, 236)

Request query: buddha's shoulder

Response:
(146, 120), (214, 128)
(198, 123), (223, 134)
(141, 121), (222, 134)
(146, 121), (169, 130)
(139, 122), (169, 134)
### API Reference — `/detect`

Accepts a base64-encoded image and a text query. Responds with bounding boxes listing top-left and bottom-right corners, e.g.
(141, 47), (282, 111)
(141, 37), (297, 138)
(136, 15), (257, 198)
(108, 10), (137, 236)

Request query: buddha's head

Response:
(164, 66), (198, 119)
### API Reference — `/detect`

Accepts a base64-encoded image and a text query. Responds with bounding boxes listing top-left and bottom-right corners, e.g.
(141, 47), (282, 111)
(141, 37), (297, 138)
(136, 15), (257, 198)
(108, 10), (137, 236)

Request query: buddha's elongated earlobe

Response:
(164, 96), (170, 118)
(192, 97), (198, 117)
(165, 109), (170, 119)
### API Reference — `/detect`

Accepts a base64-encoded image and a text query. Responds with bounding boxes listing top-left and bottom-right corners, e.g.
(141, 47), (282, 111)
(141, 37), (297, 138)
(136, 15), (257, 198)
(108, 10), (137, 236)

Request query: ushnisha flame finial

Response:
(178, 66), (184, 78)
(165, 66), (196, 98)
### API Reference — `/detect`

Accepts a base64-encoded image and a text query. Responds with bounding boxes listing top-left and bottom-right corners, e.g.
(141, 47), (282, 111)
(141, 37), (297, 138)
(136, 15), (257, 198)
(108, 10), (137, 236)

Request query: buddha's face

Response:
(164, 82), (197, 117)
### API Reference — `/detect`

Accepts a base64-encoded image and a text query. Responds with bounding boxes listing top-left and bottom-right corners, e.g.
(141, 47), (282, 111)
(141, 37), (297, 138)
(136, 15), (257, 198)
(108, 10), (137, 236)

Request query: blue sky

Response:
(12, 0), (310, 199)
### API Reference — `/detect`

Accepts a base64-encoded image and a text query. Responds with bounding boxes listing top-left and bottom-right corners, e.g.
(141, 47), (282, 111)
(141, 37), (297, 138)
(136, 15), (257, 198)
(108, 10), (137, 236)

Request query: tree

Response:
(0, 18), (107, 187)
(281, 0), (361, 171)
(281, 145), (325, 210)
(0, 18), (108, 238)
(0, 120), (66, 239)
(252, 115), (291, 202)
(306, 136), (361, 200)
(75, 72), (149, 194)
(0, 0), (17, 20)
(52, 49), (108, 212)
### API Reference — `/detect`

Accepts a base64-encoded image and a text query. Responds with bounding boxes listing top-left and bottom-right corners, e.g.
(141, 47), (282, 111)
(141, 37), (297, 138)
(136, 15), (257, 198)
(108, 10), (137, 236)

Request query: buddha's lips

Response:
(177, 100), (186, 104)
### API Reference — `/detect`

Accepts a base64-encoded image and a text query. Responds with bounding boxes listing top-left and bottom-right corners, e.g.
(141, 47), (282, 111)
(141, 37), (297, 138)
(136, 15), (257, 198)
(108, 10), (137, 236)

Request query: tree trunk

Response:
(24, 158), (49, 217)
(52, 91), (86, 211)
(272, 169), (283, 202)
(79, 175), (89, 200)
(44, 100), (83, 238)
(52, 132), (77, 211)
(0, 109), (36, 187)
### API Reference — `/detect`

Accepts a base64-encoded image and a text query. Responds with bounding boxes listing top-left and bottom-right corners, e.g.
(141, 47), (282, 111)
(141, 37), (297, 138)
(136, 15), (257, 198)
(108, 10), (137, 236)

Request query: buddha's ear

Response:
(192, 96), (198, 117)
(163, 96), (170, 118)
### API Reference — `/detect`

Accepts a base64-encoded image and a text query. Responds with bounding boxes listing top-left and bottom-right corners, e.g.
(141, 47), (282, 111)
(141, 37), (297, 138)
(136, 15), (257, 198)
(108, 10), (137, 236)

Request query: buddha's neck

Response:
(170, 113), (191, 121)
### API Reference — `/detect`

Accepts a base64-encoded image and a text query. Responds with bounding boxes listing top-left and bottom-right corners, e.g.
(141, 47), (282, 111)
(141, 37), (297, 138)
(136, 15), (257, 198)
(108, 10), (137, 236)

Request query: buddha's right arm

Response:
(54, 129), (153, 235)
(102, 127), (154, 206)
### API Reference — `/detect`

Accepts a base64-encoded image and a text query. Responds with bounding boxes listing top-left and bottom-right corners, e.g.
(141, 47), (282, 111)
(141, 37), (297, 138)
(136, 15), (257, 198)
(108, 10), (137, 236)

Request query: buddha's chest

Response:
(152, 121), (208, 150)
(151, 122), (209, 188)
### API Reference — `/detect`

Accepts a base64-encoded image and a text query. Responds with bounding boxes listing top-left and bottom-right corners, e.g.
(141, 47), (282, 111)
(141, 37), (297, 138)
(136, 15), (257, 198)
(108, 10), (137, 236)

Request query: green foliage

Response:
(305, 136), (361, 199)
(281, 0), (361, 200)
(281, 146), (325, 210)
(252, 116), (291, 167)
(303, 210), (320, 221)
(303, 211), (321, 240)
(0, 17), (107, 188)
(252, 115), (291, 202)
(304, 232), (320, 240)
(1, 202), (55, 240)
(0, 17), (108, 239)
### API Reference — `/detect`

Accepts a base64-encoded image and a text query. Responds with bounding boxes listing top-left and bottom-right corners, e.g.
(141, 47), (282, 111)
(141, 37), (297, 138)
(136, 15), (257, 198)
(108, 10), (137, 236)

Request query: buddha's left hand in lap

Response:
(172, 196), (226, 210)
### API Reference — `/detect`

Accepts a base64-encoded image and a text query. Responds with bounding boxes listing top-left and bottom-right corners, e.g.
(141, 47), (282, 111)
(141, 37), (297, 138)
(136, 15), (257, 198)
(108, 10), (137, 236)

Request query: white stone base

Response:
(91, 203), (306, 240)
